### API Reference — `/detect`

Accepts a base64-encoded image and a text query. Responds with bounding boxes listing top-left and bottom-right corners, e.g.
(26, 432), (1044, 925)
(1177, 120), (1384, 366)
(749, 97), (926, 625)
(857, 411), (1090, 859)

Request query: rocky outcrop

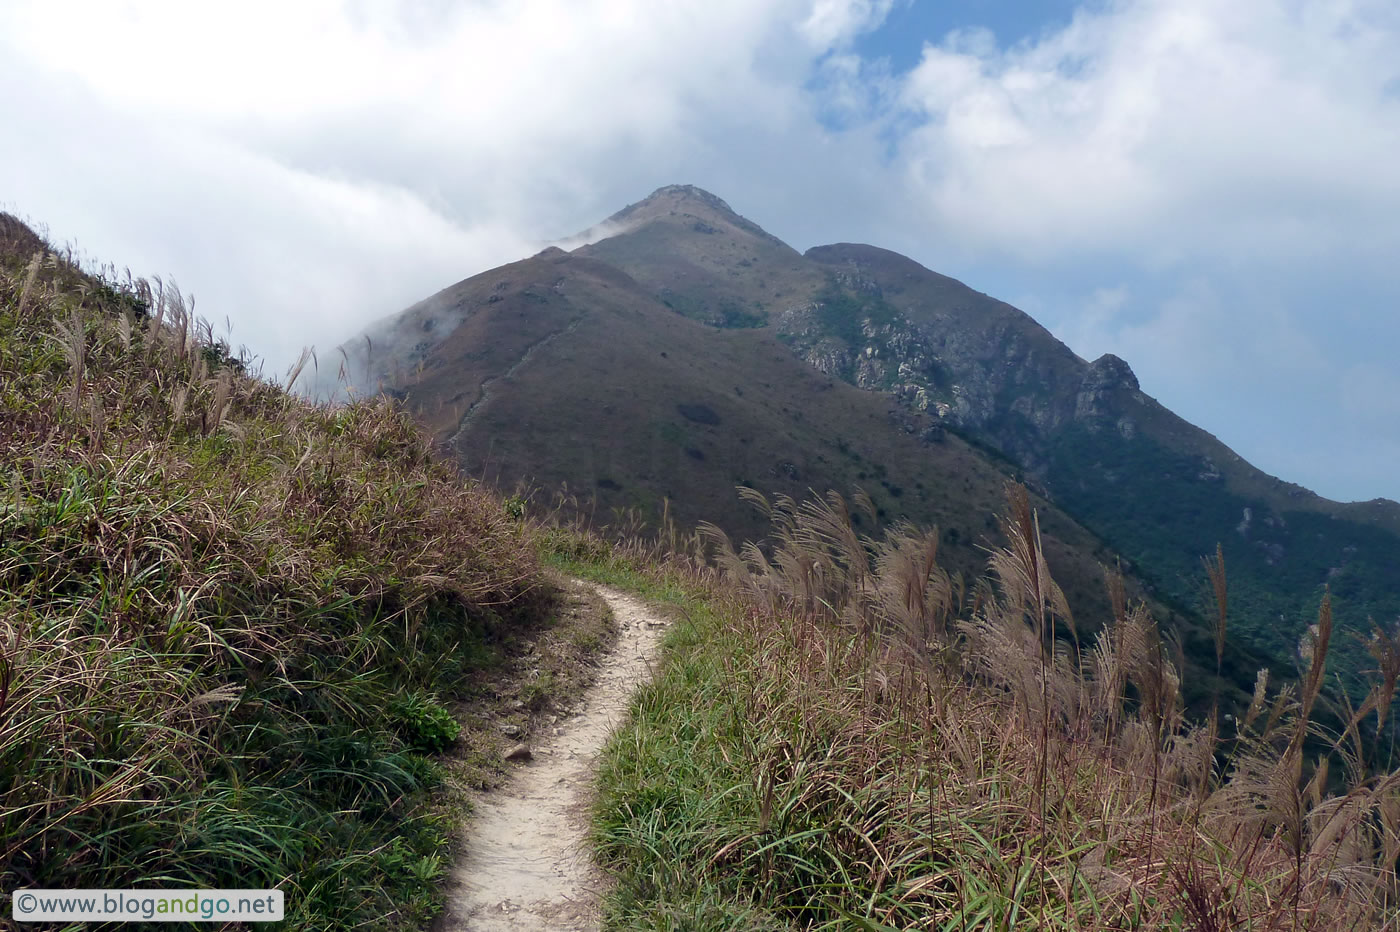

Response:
(1075, 354), (1143, 435)
(777, 301), (956, 419)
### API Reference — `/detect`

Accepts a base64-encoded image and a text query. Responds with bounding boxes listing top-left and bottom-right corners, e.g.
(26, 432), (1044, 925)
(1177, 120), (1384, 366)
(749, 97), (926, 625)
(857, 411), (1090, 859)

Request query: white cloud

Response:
(0, 0), (893, 374)
(2, 56), (530, 382)
(799, 0), (896, 48)
(2, 0), (1398, 501)
(889, 0), (1400, 500)
(897, 0), (1400, 264)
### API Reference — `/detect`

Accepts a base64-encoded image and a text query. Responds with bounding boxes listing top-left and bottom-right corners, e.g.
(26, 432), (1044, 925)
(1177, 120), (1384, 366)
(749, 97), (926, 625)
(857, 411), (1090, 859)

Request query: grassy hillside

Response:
(0, 217), (604, 928)
(572, 488), (1400, 930)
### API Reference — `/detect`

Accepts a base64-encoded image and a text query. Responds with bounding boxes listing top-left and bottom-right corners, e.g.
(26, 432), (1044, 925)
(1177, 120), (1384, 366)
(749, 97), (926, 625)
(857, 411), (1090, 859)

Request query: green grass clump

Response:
(389, 693), (463, 753)
(0, 216), (547, 928)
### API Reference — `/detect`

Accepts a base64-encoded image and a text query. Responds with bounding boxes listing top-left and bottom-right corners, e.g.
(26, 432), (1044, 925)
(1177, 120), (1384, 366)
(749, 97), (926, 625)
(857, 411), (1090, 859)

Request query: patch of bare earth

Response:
(436, 584), (668, 931)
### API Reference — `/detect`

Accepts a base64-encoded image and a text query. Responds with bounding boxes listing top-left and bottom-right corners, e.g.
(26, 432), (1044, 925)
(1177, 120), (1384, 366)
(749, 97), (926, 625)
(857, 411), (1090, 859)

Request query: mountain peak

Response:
(582, 183), (799, 262)
(601, 183), (744, 230)
(572, 184), (815, 328)
(1086, 353), (1140, 392)
(643, 184), (736, 213)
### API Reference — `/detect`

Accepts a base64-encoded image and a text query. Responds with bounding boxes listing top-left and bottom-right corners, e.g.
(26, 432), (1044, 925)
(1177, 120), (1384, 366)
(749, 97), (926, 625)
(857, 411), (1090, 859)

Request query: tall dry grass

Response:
(593, 481), (1400, 929)
(0, 217), (546, 928)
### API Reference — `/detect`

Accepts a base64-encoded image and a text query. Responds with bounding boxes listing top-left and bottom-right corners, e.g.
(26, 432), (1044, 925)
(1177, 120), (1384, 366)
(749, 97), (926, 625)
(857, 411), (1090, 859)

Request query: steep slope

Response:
(798, 242), (1400, 529)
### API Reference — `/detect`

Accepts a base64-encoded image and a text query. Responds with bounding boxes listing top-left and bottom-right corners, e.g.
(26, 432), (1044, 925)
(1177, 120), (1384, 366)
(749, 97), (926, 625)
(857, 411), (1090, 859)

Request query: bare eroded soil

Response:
(437, 584), (667, 931)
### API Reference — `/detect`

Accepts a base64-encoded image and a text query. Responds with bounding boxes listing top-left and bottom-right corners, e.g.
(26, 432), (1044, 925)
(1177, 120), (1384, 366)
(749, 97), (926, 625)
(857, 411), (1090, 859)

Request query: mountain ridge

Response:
(339, 183), (1400, 692)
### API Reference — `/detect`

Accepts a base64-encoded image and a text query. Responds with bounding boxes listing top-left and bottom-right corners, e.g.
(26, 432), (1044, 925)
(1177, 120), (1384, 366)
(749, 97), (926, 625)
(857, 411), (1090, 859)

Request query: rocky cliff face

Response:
(796, 245), (1093, 450)
(1075, 354), (1144, 438)
(776, 302), (948, 402)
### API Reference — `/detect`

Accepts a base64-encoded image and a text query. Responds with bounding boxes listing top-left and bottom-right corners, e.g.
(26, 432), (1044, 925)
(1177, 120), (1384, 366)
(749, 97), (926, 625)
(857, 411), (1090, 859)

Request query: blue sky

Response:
(856, 0), (1087, 69)
(2, 0), (1398, 503)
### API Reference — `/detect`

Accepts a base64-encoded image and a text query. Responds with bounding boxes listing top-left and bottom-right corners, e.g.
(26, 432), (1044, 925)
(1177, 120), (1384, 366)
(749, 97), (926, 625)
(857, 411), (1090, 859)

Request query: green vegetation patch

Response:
(588, 556), (1129, 928)
(811, 280), (900, 349)
(1046, 423), (1400, 696)
(715, 299), (768, 330)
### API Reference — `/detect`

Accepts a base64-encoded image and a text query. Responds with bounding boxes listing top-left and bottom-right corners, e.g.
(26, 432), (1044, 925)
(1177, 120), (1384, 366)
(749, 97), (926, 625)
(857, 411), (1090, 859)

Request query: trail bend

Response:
(437, 584), (666, 931)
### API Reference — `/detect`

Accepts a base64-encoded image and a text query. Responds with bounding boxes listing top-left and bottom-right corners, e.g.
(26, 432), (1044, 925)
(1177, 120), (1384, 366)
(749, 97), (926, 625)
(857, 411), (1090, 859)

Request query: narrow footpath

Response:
(438, 585), (668, 931)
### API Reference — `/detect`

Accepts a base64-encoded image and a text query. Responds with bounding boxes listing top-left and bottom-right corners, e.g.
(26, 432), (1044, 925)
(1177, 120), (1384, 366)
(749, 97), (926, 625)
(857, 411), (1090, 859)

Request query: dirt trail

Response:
(444, 313), (587, 453)
(438, 585), (667, 931)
